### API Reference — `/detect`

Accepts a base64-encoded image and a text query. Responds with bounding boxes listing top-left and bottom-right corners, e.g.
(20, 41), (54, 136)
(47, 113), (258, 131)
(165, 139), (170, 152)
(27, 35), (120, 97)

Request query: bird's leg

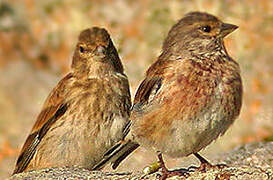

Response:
(194, 153), (211, 164)
(194, 153), (227, 172)
(157, 152), (169, 178)
(157, 152), (189, 180)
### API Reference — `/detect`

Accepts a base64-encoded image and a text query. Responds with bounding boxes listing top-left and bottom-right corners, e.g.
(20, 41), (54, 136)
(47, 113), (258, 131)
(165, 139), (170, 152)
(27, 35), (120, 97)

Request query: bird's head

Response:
(162, 12), (238, 56)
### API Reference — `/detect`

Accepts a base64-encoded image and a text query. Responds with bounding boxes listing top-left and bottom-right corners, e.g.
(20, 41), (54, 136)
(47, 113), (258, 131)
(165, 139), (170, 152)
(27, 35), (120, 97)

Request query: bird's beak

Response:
(221, 23), (238, 37)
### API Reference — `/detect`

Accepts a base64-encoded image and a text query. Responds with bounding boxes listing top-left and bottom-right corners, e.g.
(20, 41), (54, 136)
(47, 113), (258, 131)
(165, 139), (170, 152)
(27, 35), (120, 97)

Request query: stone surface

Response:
(7, 165), (273, 180)
(8, 142), (273, 180)
(213, 141), (273, 168)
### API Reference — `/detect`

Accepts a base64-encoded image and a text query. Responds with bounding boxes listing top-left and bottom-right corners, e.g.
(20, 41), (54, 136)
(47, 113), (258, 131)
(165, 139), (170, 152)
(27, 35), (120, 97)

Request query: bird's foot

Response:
(157, 168), (190, 180)
(157, 153), (190, 180)
(193, 153), (228, 173)
(198, 162), (228, 173)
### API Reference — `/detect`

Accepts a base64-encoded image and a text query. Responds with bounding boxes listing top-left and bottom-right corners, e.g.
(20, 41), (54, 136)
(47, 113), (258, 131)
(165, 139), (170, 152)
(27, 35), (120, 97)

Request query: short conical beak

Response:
(221, 23), (238, 37)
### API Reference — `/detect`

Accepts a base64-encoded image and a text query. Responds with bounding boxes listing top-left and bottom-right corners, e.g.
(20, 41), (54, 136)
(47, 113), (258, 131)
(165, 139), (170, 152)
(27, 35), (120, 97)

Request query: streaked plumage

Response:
(13, 27), (131, 174)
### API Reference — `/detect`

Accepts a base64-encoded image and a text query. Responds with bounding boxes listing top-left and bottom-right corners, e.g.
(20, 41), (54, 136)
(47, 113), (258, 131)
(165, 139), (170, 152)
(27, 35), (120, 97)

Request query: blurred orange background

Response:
(0, 0), (272, 179)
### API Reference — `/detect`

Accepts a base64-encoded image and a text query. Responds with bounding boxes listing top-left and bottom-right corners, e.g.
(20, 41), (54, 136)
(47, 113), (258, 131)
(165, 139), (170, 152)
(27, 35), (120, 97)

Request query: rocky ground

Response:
(8, 142), (273, 180)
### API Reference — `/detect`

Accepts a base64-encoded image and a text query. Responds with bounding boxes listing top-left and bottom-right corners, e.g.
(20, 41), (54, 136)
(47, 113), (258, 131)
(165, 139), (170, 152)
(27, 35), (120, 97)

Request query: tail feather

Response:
(112, 142), (139, 169)
(93, 140), (139, 170)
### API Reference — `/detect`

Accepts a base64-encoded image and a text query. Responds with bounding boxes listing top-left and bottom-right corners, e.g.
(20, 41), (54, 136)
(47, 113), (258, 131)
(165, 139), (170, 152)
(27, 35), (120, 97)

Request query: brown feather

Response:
(30, 73), (73, 133)
(133, 77), (162, 106)
(13, 74), (74, 174)
(13, 104), (68, 174)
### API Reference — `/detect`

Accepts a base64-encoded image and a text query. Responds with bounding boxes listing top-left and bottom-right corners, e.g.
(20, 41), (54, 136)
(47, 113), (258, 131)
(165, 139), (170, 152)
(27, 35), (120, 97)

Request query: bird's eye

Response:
(79, 46), (85, 53)
(200, 25), (211, 33)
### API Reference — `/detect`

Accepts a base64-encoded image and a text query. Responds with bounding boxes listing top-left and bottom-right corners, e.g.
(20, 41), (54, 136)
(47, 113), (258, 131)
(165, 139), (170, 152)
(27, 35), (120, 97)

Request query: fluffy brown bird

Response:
(13, 27), (131, 174)
(93, 12), (242, 179)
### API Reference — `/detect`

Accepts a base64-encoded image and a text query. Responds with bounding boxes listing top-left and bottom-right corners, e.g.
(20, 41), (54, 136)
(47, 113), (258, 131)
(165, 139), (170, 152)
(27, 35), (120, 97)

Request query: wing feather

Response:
(13, 73), (73, 174)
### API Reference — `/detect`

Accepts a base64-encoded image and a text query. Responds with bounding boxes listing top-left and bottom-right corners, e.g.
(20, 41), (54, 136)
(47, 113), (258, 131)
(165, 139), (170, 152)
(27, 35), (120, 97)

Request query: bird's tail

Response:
(93, 140), (139, 170)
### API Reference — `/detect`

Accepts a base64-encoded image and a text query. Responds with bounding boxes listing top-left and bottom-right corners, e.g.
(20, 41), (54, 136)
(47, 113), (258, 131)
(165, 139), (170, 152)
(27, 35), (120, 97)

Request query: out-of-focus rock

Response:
(213, 142), (273, 168)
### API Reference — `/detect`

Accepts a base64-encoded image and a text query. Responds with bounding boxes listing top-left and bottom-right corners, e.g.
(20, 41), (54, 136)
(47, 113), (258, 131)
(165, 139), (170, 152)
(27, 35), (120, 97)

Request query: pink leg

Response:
(157, 152), (189, 180)
(194, 153), (227, 172)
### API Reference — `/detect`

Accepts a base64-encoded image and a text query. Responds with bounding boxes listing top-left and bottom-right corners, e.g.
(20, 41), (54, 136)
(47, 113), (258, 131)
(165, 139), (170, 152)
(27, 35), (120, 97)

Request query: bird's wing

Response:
(132, 76), (162, 112)
(92, 76), (163, 170)
(13, 74), (73, 174)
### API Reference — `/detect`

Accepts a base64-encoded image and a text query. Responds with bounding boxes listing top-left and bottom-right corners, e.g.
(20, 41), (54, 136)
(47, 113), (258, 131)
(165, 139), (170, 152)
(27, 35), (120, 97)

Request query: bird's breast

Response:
(133, 61), (242, 157)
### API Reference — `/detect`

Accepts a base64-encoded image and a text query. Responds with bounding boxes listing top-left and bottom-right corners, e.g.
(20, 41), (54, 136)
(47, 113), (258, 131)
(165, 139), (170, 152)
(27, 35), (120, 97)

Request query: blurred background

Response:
(0, 0), (272, 178)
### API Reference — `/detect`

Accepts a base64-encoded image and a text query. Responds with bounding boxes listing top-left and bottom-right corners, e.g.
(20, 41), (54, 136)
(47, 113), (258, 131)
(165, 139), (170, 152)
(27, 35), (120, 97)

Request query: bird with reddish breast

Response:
(94, 12), (243, 179)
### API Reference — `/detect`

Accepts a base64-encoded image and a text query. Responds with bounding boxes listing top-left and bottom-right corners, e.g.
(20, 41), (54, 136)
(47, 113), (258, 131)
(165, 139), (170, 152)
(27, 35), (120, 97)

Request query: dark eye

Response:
(200, 25), (211, 33)
(79, 46), (85, 53)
